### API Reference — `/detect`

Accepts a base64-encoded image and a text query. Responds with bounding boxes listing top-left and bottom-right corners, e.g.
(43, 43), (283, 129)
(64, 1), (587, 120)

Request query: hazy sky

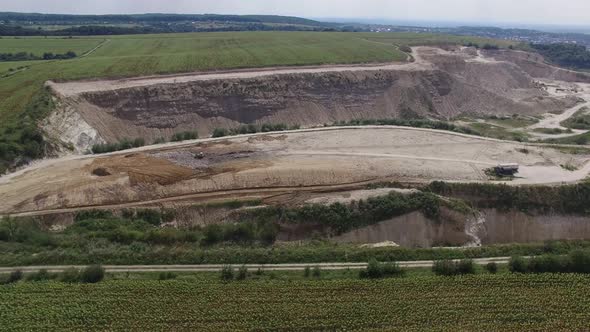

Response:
(4, 0), (590, 26)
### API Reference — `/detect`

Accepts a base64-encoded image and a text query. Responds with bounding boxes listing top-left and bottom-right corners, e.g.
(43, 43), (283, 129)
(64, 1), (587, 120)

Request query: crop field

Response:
(1, 274), (589, 331)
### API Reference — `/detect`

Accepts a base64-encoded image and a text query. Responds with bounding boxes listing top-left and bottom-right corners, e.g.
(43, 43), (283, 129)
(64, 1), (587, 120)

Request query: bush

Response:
(432, 260), (458, 276)
(485, 262), (498, 274)
(509, 256), (528, 273)
(171, 131), (198, 142)
(360, 259), (405, 279)
(312, 266), (322, 278)
(91, 137), (145, 154)
(158, 271), (177, 280)
(432, 259), (475, 276)
(304, 266), (311, 278)
(80, 265), (105, 283)
(212, 128), (229, 138)
(26, 269), (55, 282)
(221, 265), (234, 281)
(236, 266), (248, 280)
(569, 250), (590, 274)
(59, 268), (80, 283)
(457, 259), (476, 275)
(2, 270), (23, 284)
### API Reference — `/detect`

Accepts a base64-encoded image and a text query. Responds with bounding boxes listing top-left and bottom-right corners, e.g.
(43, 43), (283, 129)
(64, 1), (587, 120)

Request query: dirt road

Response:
(0, 257), (515, 274)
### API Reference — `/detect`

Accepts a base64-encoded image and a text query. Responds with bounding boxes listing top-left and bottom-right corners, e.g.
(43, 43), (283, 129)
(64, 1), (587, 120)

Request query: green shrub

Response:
(158, 271), (177, 281)
(432, 260), (458, 276)
(153, 137), (167, 144)
(91, 137), (145, 154)
(312, 266), (322, 278)
(569, 250), (590, 274)
(75, 210), (113, 221)
(26, 269), (55, 282)
(80, 265), (105, 283)
(59, 268), (80, 283)
(171, 131), (198, 142)
(509, 256), (528, 273)
(212, 128), (229, 138)
(360, 259), (405, 279)
(221, 265), (234, 281)
(432, 259), (475, 276)
(485, 262), (498, 274)
(457, 259), (476, 275)
(304, 266), (311, 278)
(2, 270), (23, 284)
(236, 266), (248, 281)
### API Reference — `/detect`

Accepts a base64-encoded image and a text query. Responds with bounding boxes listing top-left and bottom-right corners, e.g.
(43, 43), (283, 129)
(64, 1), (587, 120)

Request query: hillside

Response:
(0, 12), (336, 35)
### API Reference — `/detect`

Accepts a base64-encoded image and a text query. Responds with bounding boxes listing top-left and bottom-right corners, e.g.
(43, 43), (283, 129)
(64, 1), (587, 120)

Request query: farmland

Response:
(1, 273), (589, 330)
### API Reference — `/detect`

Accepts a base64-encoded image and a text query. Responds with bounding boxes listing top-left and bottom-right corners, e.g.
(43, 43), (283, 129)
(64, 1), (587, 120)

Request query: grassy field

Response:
(1, 273), (588, 330)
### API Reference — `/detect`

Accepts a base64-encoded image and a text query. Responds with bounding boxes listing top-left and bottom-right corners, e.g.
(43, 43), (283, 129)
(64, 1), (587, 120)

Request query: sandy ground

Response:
(1, 127), (588, 216)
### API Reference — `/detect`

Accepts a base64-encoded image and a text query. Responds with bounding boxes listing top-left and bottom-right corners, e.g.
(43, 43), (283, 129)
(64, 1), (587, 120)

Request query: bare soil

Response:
(1, 127), (588, 216)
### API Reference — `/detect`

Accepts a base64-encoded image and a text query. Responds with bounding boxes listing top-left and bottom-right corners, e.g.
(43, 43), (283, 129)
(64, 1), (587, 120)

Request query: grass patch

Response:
(333, 118), (481, 136)
(467, 122), (529, 141)
(542, 131), (590, 145)
(533, 127), (573, 135)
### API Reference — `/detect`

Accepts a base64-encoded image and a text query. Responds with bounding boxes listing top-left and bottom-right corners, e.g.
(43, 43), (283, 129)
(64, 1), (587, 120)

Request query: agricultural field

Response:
(1, 274), (589, 330)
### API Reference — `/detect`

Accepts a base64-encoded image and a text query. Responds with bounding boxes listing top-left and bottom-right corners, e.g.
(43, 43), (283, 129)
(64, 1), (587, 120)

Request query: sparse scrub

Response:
(170, 131), (198, 142)
(333, 118), (480, 136)
(91, 137), (145, 154)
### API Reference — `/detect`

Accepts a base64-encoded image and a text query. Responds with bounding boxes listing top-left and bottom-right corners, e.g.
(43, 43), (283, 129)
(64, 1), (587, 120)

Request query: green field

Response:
(1, 274), (588, 330)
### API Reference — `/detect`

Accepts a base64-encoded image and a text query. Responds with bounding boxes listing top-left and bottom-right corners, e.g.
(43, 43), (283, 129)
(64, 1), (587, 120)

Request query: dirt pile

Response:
(45, 47), (578, 148)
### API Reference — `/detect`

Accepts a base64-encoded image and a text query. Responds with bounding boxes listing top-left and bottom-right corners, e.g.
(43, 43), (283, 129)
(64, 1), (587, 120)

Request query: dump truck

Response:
(494, 163), (519, 176)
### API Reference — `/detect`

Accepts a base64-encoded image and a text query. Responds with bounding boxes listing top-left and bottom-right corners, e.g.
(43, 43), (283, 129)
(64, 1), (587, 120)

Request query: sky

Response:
(3, 0), (590, 27)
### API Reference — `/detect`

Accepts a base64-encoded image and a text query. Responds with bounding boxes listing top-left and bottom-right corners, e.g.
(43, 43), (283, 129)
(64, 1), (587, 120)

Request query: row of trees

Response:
(0, 51), (76, 62)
